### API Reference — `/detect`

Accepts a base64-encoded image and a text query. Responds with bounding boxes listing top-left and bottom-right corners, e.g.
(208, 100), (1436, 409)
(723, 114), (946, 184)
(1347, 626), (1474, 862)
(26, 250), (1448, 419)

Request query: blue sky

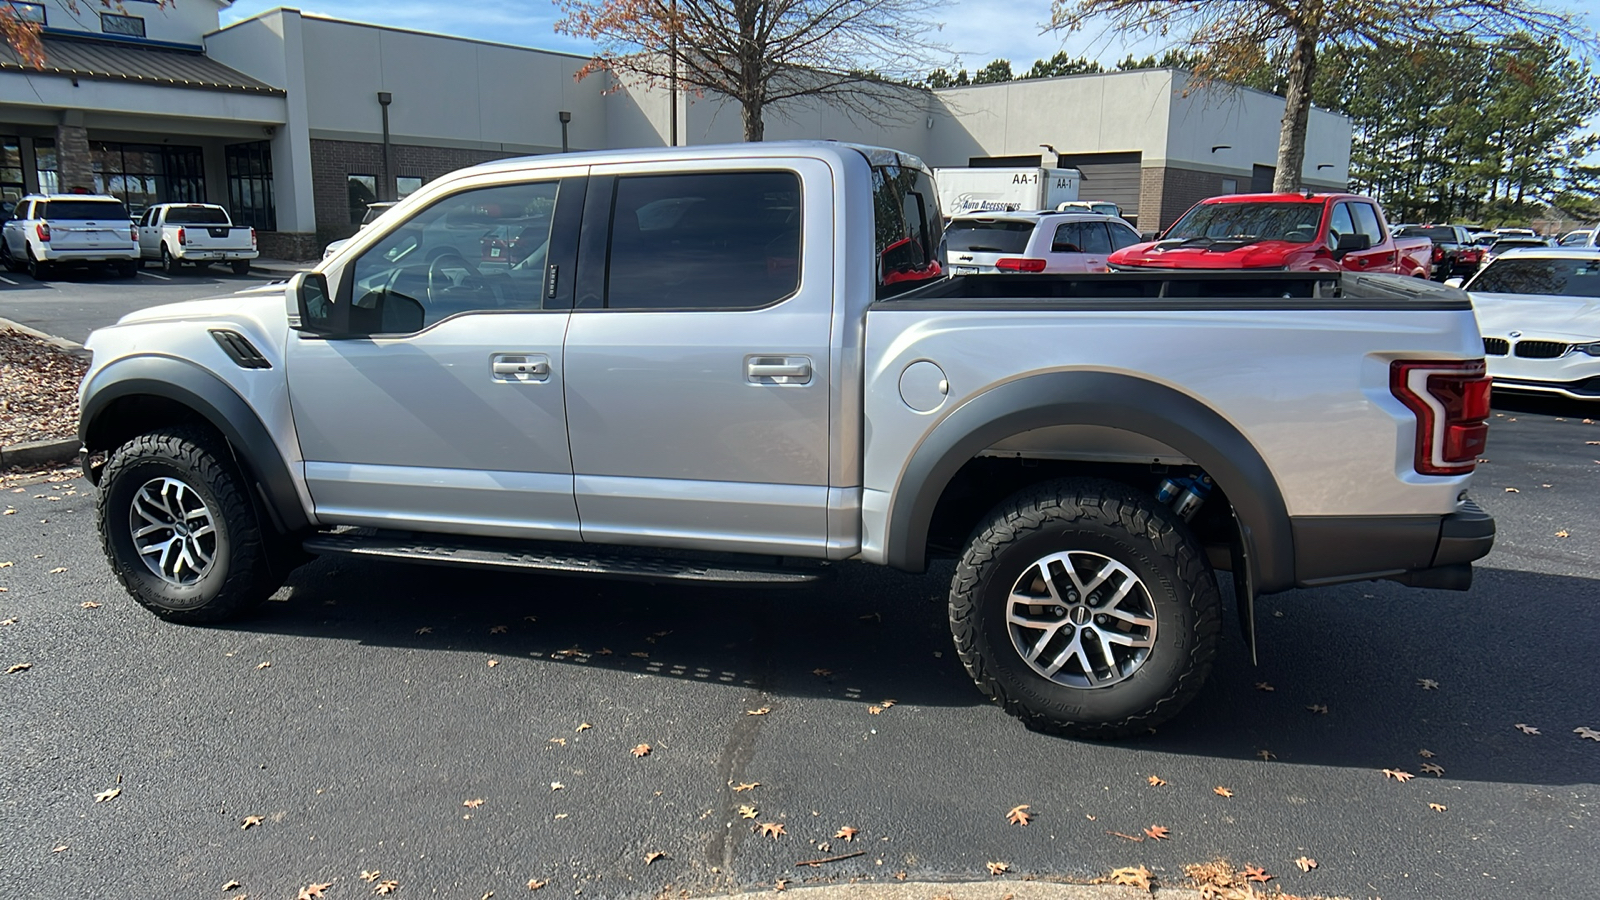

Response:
(219, 0), (1155, 73)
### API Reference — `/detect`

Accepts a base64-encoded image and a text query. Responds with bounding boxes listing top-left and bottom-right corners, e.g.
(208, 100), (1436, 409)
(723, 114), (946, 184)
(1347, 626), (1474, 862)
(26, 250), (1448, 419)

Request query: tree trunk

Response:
(1272, 22), (1320, 193)
(735, 0), (763, 142)
(742, 101), (765, 142)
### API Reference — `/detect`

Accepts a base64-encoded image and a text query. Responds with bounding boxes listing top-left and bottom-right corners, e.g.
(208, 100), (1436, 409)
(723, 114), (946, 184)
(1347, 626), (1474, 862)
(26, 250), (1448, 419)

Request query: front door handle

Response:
(491, 353), (551, 382)
(746, 355), (813, 385)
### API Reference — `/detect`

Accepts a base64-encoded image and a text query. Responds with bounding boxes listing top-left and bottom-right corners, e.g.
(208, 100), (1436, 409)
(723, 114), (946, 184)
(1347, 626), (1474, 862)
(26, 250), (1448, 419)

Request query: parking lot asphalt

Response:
(1, 282), (1597, 900)
(0, 264), (277, 345)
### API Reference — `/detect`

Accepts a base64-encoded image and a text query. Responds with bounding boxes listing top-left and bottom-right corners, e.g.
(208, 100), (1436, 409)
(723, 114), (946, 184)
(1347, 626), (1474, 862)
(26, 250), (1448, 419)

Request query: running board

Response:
(301, 530), (829, 586)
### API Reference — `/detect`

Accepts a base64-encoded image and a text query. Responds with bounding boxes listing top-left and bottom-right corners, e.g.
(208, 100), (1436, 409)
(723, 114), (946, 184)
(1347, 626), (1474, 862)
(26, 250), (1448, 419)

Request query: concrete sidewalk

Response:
(705, 880), (1200, 899)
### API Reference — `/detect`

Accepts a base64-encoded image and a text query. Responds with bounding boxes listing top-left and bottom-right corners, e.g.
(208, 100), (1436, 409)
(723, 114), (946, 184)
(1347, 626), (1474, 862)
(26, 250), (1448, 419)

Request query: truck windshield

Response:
(163, 206), (231, 225)
(1470, 257), (1600, 297)
(1165, 202), (1323, 243)
(945, 220), (1034, 254)
(40, 199), (129, 221)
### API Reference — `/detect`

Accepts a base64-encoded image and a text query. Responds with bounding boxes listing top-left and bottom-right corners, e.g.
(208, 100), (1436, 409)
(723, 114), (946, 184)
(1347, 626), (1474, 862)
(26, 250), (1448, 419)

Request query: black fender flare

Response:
(884, 370), (1295, 593)
(79, 355), (310, 534)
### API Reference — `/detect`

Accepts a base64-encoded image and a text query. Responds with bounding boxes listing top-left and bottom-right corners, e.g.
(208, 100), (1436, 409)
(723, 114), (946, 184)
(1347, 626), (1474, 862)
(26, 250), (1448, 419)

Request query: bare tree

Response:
(1051, 0), (1595, 192)
(557, 0), (950, 142)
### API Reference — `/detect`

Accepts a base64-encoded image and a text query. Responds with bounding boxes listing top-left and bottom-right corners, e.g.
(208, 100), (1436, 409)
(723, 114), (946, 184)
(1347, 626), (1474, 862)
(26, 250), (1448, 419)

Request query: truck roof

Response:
(467, 140), (930, 177)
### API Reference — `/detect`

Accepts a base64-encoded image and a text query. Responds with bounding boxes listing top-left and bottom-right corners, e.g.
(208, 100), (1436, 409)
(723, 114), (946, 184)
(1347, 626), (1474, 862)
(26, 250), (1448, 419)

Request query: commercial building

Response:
(1, 1), (1351, 255)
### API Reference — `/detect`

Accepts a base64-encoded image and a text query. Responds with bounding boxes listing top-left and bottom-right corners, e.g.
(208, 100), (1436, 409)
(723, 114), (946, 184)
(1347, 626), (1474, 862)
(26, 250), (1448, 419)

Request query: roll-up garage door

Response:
(1054, 152), (1142, 226)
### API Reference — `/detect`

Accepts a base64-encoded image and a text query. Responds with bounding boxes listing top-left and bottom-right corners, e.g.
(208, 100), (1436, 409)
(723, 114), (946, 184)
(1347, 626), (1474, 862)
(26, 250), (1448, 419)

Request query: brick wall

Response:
(1159, 166), (1233, 229)
(1138, 168), (1165, 232)
(310, 139), (525, 245)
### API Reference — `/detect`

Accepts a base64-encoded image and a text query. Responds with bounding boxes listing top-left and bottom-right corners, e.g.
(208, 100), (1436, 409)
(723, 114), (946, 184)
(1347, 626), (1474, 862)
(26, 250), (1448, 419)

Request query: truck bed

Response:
(887, 270), (1471, 308)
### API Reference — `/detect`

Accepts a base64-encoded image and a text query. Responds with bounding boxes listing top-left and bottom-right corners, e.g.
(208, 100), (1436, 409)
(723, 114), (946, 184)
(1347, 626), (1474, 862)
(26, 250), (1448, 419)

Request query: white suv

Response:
(944, 211), (1142, 275)
(1, 193), (139, 280)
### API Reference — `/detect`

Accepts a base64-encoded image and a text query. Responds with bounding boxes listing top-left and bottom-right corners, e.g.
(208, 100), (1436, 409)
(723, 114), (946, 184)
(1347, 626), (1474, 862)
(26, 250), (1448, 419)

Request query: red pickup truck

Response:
(1109, 192), (1432, 277)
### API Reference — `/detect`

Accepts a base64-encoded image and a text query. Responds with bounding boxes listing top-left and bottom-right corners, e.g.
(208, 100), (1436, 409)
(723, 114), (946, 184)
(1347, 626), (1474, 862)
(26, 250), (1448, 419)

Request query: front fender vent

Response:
(209, 329), (271, 369)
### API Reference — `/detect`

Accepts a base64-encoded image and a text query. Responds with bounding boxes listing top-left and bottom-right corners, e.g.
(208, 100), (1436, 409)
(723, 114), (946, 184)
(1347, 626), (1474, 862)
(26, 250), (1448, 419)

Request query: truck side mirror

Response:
(287, 271), (344, 335)
(1332, 233), (1371, 259)
(1444, 276), (1465, 289)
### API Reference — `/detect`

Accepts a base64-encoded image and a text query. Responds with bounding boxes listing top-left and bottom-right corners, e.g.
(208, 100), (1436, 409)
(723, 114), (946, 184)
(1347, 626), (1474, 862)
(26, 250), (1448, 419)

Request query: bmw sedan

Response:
(1465, 247), (1600, 401)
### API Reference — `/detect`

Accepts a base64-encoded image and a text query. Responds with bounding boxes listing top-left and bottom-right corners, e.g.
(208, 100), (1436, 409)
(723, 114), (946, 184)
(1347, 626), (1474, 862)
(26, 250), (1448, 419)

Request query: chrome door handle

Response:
(491, 354), (551, 382)
(747, 361), (810, 378)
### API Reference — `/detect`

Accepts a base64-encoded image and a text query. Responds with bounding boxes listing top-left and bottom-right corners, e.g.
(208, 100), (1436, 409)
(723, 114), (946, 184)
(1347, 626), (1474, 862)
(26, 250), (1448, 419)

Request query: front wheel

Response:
(949, 478), (1221, 739)
(96, 426), (283, 623)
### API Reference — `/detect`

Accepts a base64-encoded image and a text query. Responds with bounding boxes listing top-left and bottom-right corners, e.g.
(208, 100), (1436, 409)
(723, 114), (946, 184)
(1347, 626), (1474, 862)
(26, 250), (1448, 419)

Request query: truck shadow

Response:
(237, 556), (1598, 787)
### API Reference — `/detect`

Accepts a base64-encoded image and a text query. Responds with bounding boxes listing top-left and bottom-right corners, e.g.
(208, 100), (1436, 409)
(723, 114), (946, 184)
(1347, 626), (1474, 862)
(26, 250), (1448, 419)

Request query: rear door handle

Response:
(746, 355), (813, 384)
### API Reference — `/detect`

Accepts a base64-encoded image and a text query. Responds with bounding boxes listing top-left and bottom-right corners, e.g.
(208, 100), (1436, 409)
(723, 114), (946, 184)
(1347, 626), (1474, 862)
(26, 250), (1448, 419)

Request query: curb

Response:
(0, 315), (85, 352)
(0, 437), (79, 470)
(702, 880), (1200, 899)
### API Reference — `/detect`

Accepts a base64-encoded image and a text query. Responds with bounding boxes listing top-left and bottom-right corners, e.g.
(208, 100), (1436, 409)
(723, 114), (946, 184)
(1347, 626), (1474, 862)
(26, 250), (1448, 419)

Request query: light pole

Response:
(377, 91), (393, 200)
(559, 111), (572, 153)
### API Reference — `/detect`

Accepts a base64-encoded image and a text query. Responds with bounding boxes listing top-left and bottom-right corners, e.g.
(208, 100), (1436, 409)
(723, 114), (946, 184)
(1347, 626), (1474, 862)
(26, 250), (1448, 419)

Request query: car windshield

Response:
(1470, 256), (1600, 297)
(1398, 226), (1456, 243)
(1164, 201), (1323, 243)
(162, 206), (230, 225)
(945, 220), (1035, 253)
(41, 199), (128, 220)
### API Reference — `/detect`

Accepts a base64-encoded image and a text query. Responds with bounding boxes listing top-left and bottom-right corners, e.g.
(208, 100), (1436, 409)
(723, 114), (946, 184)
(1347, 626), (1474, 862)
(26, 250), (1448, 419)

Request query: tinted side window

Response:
(872, 163), (943, 299)
(1352, 203), (1384, 242)
(1080, 222), (1113, 254)
(348, 180), (558, 333)
(1051, 222), (1082, 253)
(606, 171), (801, 310)
(1328, 203), (1356, 245)
(1108, 221), (1141, 249)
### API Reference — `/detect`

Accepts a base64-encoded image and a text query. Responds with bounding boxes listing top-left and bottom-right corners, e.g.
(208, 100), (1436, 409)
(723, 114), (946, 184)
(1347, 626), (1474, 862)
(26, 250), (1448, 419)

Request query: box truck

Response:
(933, 167), (1082, 214)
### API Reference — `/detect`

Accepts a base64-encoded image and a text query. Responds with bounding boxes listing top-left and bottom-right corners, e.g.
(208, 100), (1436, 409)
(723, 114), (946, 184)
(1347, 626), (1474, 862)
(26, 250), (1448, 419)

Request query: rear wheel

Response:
(231, 260), (252, 276)
(26, 248), (50, 281)
(949, 478), (1221, 739)
(161, 245), (182, 276)
(96, 426), (283, 623)
(114, 260), (139, 278)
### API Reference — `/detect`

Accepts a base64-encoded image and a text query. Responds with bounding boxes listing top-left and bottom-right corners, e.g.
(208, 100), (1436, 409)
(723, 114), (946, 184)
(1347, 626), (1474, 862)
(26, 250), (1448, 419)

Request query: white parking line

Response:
(0, 275), (17, 285)
(139, 271), (172, 281)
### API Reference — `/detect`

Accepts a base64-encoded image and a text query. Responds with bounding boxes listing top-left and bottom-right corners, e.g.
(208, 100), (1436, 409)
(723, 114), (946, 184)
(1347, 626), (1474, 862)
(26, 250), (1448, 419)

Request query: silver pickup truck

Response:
(77, 142), (1494, 738)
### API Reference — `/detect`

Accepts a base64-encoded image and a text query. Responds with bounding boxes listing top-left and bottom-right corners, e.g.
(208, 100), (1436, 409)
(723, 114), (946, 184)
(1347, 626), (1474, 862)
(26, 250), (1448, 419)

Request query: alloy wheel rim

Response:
(129, 476), (217, 586)
(1005, 550), (1157, 689)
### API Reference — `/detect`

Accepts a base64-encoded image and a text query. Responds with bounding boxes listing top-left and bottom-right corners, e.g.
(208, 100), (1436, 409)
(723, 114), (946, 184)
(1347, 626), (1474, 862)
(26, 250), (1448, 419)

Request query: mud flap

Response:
(1229, 509), (1258, 665)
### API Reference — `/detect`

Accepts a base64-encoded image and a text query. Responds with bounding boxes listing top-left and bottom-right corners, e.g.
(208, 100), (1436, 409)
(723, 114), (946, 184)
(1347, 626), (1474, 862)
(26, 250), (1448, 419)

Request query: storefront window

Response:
(88, 141), (203, 215)
(225, 141), (275, 230)
(348, 174), (377, 224)
(34, 137), (58, 195)
(397, 175), (423, 199)
(2, 137), (23, 216)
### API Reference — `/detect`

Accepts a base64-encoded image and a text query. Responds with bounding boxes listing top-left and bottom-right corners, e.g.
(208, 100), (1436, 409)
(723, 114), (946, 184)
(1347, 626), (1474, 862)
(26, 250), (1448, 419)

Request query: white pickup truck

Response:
(137, 203), (258, 275)
(77, 142), (1495, 738)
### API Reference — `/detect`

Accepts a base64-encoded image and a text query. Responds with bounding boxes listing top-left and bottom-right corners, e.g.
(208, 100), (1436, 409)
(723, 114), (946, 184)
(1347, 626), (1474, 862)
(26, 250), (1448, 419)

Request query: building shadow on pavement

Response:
(231, 552), (1599, 788)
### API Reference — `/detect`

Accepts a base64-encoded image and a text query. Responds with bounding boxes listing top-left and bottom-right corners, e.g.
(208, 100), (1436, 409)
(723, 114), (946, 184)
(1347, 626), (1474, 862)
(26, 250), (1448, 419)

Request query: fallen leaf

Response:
(867, 705), (883, 715)
(255, 661), (271, 670)
(758, 822), (786, 839)
(1306, 704), (1328, 714)
(1418, 678), (1439, 690)
(1575, 726), (1600, 741)
(548, 738), (566, 746)
(463, 798), (485, 808)
(490, 625), (508, 634)
(629, 651), (649, 658)
(297, 884), (333, 900)
(525, 879), (546, 891)
(241, 815), (264, 829)
(1515, 723), (1540, 735)
(2, 509), (13, 515)
(1143, 825), (1170, 841)
(834, 826), (859, 841)
(1556, 531), (1570, 539)
(1381, 768), (1415, 782)
(1256, 749), (1276, 761)
(223, 879), (242, 891)
(0, 618), (13, 625)
(1295, 856), (1317, 872)
(6, 662), (31, 674)
(1006, 804), (1032, 826)
(1105, 865), (1152, 891)
(732, 782), (759, 792)
(0, 561), (12, 568)
(1504, 487), (1519, 493)
(1242, 864), (1272, 883)
(80, 601), (101, 609)
(549, 782), (564, 791)
(1213, 786), (1233, 797)
(374, 880), (399, 895)
(51, 845), (67, 853)
(644, 851), (668, 865)
(1429, 803), (1447, 811)
(631, 743), (652, 757)
(739, 805), (759, 819)
(1421, 762), (1445, 776)
(360, 871), (381, 882)
(986, 861), (1010, 876)
(486, 659), (499, 667)
(1254, 681), (1274, 691)
(773, 878), (790, 892)
(811, 668), (831, 676)
(48, 567), (65, 574)
(1419, 749), (1436, 758)
(1147, 775), (1167, 786)
(746, 707), (771, 716)
(414, 627), (432, 634)
(94, 786), (121, 803)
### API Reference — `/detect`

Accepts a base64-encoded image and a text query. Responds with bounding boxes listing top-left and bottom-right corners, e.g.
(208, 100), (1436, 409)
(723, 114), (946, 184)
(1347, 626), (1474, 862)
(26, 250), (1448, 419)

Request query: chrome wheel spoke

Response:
(1104, 607), (1156, 629)
(1042, 633), (1086, 678)
(1098, 628), (1154, 649)
(129, 476), (217, 586)
(1004, 549), (1158, 690)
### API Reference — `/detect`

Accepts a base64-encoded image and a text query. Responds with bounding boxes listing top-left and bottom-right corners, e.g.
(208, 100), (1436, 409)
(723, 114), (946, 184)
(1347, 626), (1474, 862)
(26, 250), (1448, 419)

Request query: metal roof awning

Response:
(0, 36), (284, 96)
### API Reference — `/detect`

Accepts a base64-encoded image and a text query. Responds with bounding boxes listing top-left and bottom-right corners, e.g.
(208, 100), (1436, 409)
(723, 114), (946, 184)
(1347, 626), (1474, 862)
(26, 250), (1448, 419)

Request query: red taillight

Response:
(1432, 245), (1445, 263)
(250, 227), (257, 249)
(35, 223), (49, 242)
(177, 226), (186, 246)
(129, 224), (137, 241)
(1390, 359), (1491, 475)
(1460, 248), (1480, 264)
(995, 257), (1048, 272)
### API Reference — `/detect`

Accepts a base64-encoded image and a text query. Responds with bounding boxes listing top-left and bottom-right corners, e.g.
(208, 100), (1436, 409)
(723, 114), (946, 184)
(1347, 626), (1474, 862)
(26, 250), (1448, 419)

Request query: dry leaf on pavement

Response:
(576, 722), (592, 732)
(1575, 727), (1600, 741)
(360, 871), (381, 882)
(1306, 704), (1328, 714)
(1213, 786), (1234, 797)
(374, 880), (399, 895)
(1104, 865), (1152, 892)
(1381, 768), (1415, 782)
(490, 625), (508, 634)
(48, 567), (66, 574)
(414, 627), (432, 634)
(757, 822), (786, 839)
(644, 851), (668, 865)
(738, 805), (758, 819)
(1146, 775), (1167, 786)
(986, 861), (1009, 875)
(1006, 804), (1032, 826)
(1429, 803), (1447, 811)
(1295, 856), (1317, 872)
(223, 879), (242, 890)
(1242, 864), (1272, 883)
(1504, 487), (1519, 493)
(746, 707), (771, 716)
(94, 786), (121, 803)
(1256, 749), (1276, 761)
(6, 662), (31, 674)
(241, 815), (264, 829)
(631, 743), (652, 757)
(811, 668), (831, 676)
(1254, 681), (1274, 691)
(1417, 678), (1439, 690)
(297, 884), (333, 900)
(1143, 825), (1170, 841)
(255, 661), (271, 670)
(732, 782), (759, 792)
(526, 879), (546, 891)
(463, 798), (485, 808)
(1516, 723), (1540, 734)
(486, 659), (499, 667)
(834, 826), (858, 841)
(1419, 749), (1436, 758)
(867, 705), (883, 715)
(80, 601), (100, 609)
(1421, 763), (1444, 776)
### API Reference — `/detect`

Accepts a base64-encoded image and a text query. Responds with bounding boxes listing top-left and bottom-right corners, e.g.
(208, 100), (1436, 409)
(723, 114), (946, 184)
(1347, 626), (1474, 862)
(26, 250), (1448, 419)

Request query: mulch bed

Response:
(0, 328), (87, 447)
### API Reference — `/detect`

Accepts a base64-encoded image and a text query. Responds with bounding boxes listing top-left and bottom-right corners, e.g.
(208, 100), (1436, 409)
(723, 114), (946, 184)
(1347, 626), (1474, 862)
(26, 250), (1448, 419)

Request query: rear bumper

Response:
(37, 246), (139, 263)
(172, 248), (258, 261)
(1290, 500), (1495, 591)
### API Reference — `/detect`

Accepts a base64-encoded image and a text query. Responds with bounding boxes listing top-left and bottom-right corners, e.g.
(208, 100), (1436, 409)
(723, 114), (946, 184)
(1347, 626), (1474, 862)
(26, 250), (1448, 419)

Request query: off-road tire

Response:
(949, 477), (1221, 739)
(161, 245), (182, 276)
(231, 260), (252, 276)
(97, 426), (282, 623)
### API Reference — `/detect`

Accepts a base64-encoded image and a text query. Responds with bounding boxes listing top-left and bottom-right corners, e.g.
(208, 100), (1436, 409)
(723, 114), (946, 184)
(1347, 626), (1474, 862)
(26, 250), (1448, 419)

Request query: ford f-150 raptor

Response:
(77, 142), (1495, 738)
